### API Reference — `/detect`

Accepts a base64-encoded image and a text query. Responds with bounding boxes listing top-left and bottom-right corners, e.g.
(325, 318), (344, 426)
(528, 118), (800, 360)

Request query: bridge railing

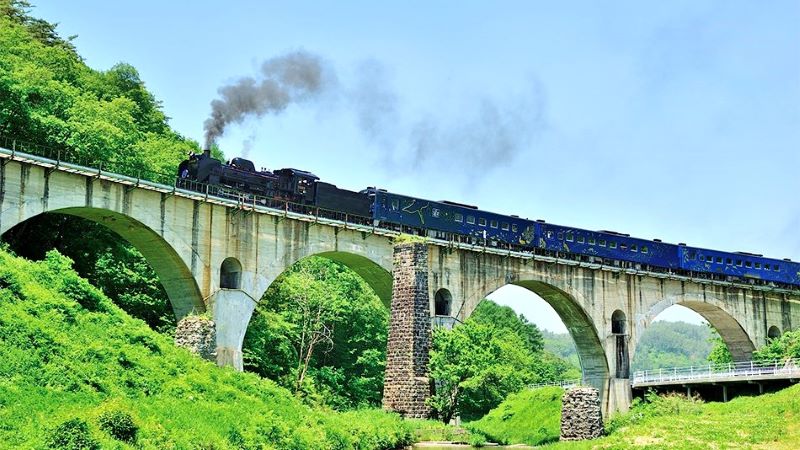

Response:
(528, 379), (582, 390)
(632, 359), (800, 385)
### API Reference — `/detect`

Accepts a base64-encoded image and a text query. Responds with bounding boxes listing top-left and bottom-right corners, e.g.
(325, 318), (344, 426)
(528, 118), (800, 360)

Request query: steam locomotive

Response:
(177, 151), (800, 288)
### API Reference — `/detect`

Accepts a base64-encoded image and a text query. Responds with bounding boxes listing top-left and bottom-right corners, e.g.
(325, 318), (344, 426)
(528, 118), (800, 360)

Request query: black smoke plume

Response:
(203, 50), (335, 149)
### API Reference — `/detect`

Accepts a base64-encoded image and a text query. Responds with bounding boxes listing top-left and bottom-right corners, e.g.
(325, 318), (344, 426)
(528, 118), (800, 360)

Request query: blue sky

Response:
(34, 1), (800, 332)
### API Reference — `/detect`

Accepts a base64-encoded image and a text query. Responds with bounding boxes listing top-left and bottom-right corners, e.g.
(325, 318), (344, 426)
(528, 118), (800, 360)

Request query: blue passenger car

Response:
(370, 190), (537, 246)
(678, 246), (800, 285)
(538, 223), (680, 269)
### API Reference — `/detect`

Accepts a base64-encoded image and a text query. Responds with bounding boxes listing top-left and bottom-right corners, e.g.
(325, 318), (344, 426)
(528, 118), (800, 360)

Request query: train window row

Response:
(563, 232), (648, 253)
(697, 254), (780, 272)
(453, 213), (518, 232)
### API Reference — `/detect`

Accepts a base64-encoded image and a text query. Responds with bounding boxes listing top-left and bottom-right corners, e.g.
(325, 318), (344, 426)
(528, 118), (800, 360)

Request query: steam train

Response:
(177, 151), (800, 288)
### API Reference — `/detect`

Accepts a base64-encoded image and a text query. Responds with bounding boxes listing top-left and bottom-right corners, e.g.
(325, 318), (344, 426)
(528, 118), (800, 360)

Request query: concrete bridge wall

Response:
(2, 152), (799, 417)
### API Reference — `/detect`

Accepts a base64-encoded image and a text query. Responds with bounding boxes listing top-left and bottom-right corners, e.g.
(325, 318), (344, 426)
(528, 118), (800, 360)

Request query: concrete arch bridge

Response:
(1, 144), (798, 417)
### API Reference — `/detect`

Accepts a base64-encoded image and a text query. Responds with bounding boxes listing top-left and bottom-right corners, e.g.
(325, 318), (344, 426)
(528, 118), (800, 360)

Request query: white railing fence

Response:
(632, 358), (800, 385)
(528, 379), (582, 390)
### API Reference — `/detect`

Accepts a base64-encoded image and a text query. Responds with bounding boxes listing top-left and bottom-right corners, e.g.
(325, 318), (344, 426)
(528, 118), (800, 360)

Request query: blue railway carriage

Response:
(538, 223), (680, 269)
(678, 246), (800, 285)
(370, 190), (536, 246)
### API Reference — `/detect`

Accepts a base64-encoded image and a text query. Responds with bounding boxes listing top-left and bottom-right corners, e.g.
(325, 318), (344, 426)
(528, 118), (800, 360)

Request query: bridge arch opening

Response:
(2, 209), (204, 324)
(475, 281), (607, 394)
(240, 251), (392, 408)
(634, 301), (756, 378)
(220, 257), (243, 289)
(768, 325), (781, 341)
(435, 288), (452, 316)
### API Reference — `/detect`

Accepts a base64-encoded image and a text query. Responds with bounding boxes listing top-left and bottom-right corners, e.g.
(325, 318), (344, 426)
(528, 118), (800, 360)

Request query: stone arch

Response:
(256, 250), (393, 308)
(643, 297), (756, 362)
(220, 257), (243, 289)
(435, 288), (452, 316)
(768, 325), (781, 340)
(469, 279), (609, 396)
(1, 208), (203, 319)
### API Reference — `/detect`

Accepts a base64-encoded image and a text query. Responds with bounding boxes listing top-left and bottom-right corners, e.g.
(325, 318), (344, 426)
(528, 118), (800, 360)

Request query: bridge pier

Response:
(208, 289), (257, 371)
(382, 243), (433, 418)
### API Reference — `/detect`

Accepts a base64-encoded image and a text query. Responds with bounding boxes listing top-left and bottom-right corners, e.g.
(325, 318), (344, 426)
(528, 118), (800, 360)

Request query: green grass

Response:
(467, 383), (800, 449)
(546, 386), (800, 449)
(0, 248), (412, 449)
(466, 386), (565, 446)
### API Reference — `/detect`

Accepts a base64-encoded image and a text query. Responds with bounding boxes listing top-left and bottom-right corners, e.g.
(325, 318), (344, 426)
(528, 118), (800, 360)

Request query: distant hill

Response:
(542, 321), (714, 374)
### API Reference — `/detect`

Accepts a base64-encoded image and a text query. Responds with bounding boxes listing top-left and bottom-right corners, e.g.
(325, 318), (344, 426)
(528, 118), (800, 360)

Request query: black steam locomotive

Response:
(176, 150), (372, 218)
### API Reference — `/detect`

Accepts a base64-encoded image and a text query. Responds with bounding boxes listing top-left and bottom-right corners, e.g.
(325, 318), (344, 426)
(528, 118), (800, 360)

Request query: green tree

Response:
(243, 257), (389, 409)
(470, 300), (544, 353)
(706, 327), (733, 365)
(0, 4), (204, 335)
(753, 329), (800, 362)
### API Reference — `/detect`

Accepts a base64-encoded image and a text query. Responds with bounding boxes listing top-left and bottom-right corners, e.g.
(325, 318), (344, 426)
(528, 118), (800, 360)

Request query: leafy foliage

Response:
(243, 256), (389, 410)
(97, 409), (138, 443)
(753, 329), (800, 362)
(0, 2), (206, 335)
(0, 247), (411, 449)
(45, 418), (100, 450)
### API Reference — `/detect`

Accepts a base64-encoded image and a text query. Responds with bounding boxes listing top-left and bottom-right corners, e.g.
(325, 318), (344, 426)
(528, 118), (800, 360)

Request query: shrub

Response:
(97, 409), (138, 442)
(46, 418), (100, 450)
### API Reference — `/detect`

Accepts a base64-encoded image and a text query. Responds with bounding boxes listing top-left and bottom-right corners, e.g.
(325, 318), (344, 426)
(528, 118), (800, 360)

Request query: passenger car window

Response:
(490, 220), (498, 228)
(391, 199), (399, 210)
(599, 239), (606, 247)
(512, 224), (518, 232)
(467, 216), (475, 224)
(501, 223), (509, 231)
(610, 241), (617, 249)
(478, 218), (487, 226)
(641, 246), (648, 254)
(454, 213), (463, 222)
(577, 236), (585, 243)
(566, 233), (574, 242)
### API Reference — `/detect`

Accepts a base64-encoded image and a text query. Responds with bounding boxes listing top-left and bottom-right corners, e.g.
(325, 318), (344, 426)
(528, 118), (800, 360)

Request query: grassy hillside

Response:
(468, 382), (800, 449)
(0, 247), (411, 449)
(549, 386), (800, 449)
(466, 386), (564, 446)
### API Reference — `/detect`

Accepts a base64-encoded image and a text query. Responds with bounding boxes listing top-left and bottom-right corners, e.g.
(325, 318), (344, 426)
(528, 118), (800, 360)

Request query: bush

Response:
(46, 418), (100, 450)
(97, 409), (138, 442)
